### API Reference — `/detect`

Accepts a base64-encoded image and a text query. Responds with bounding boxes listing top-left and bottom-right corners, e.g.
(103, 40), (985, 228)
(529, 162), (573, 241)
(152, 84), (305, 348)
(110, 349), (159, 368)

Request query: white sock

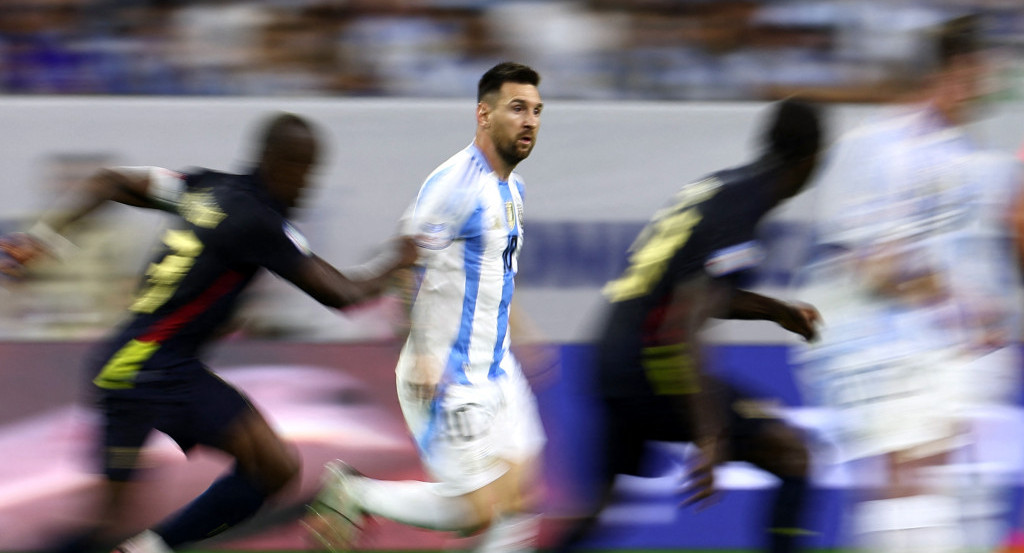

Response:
(854, 497), (907, 553)
(351, 477), (484, 532)
(116, 530), (173, 553)
(474, 513), (540, 553)
(853, 495), (964, 553)
(903, 494), (964, 553)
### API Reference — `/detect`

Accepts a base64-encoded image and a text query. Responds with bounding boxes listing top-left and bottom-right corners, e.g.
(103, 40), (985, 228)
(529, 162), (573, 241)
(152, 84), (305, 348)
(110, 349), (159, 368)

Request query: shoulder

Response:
(425, 147), (488, 186)
(203, 172), (267, 210)
(182, 169), (255, 206)
(836, 109), (918, 153)
(416, 147), (490, 206)
(183, 168), (231, 188)
(672, 172), (728, 210)
(192, 172), (278, 233)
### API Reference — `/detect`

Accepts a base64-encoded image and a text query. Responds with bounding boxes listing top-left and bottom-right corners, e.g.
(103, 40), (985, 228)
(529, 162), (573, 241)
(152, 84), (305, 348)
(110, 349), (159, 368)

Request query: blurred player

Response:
(555, 98), (824, 553)
(306, 61), (546, 553)
(0, 112), (416, 553)
(797, 14), (1021, 553)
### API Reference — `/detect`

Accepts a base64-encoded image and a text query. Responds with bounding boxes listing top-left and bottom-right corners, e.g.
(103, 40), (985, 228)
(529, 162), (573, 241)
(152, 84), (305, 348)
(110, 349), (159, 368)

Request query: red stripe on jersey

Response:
(139, 270), (244, 343)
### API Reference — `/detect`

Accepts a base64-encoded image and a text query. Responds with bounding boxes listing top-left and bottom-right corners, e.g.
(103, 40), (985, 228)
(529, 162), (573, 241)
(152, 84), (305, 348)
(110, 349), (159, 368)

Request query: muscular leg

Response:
(468, 456), (543, 553)
(333, 375), (545, 553)
(735, 420), (812, 553)
(153, 407), (299, 548)
(340, 455), (540, 540)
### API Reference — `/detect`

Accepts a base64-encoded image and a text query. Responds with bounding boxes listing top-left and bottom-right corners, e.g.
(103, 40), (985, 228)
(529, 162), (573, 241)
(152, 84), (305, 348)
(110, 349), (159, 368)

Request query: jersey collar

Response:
(467, 143), (504, 183)
(246, 168), (289, 215)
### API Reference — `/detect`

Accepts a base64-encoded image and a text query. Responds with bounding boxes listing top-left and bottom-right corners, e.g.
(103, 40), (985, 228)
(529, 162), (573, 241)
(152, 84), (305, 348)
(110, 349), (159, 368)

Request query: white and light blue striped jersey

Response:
(797, 107), (974, 367)
(398, 143), (525, 386)
(943, 150), (1023, 352)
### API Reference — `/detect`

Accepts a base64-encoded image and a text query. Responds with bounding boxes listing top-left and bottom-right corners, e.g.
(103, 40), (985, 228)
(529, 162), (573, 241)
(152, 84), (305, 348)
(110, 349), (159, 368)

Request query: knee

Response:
(238, 442), (300, 494)
(226, 412), (301, 493)
(261, 445), (301, 493)
(747, 425), (811, 479)
(782, 439), (810, 478)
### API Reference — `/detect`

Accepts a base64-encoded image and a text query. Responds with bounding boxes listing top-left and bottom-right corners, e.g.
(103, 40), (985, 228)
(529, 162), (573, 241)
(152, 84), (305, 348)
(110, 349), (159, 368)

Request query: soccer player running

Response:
(0, 112), (416, 553)
(306, 62), (546, 553)
(555, 99), (824, 553)
(800, 15), (1022, 553)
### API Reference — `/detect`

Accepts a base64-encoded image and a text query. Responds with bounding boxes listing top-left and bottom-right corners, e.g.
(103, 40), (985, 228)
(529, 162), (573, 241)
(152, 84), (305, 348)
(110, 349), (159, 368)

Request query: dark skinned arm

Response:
(724, 289), (821, 342)
(284, 239), (417, 310)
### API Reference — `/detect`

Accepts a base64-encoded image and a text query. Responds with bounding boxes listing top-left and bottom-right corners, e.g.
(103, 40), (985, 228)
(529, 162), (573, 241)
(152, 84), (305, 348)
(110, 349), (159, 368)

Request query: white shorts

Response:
(397, 369), (546, 496)
(818, 345), (969, 462)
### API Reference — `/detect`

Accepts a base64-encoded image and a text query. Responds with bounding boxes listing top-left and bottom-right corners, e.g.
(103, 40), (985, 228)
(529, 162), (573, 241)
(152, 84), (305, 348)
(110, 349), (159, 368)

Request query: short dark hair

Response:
(260, 112), (310, 145)
(763, 98), (822, 162)
(257, 112), (313, 155)
(936, 14), (982, 69)
(477, 62), (540, 102)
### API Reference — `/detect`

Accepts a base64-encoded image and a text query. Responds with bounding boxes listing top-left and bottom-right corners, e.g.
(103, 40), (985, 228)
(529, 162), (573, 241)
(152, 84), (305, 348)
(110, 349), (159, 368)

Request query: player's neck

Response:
(474, 136), (514, 182)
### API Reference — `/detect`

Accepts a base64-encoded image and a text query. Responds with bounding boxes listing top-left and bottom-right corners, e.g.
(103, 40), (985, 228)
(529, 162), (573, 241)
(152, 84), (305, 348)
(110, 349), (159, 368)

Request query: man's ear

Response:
(476, 101), (490, 128)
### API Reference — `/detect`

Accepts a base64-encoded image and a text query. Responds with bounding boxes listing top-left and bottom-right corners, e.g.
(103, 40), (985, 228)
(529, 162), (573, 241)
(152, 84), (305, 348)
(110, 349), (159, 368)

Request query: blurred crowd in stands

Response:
(1, 0), (1023, 101)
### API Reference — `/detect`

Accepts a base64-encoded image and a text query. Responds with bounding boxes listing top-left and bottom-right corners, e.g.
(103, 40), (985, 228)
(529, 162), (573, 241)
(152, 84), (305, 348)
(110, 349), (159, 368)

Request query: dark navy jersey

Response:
(89, 169), (311, 393)
(596, 159), (780, 396)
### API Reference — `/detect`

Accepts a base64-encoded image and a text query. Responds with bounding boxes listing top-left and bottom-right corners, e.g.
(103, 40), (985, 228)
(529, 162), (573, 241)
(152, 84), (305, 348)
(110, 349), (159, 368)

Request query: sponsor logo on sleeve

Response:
(417, 221), (453, 250)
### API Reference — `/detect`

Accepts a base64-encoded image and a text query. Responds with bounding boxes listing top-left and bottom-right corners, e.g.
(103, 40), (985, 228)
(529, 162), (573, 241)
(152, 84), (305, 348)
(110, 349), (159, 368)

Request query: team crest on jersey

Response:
(505, 201), (515, 229)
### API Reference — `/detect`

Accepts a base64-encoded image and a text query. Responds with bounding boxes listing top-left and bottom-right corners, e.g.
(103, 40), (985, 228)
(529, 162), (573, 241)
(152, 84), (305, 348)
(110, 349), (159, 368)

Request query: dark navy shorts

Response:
(97, 364), (252, 481)
(601, 376), (785, 479)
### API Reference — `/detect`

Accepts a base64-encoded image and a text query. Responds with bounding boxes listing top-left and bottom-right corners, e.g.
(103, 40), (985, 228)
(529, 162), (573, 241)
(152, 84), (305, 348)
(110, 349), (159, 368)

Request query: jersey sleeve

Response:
(117, 166), (188, 212)
(402, 169), (480, 250)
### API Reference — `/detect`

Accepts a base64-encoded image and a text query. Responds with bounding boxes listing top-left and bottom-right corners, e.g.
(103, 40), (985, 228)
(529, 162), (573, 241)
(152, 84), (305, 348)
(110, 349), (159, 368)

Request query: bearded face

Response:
(482, 82), (542, 168)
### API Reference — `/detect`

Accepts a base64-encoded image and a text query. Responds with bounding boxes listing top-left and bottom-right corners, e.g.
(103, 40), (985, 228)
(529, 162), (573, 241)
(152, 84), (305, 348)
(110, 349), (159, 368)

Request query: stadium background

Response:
(0, 99), (1022, 551)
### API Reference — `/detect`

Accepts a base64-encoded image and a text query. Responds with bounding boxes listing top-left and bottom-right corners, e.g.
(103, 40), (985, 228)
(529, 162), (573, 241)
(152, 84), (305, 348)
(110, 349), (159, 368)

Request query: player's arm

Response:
(37, 166), (173, 235)
(281, 237), (418, 310)
(509, 299), (559, 386)
(724, 290), (821, 342)
(658, 274), (731, 508)
(0, 166), (179, 277)
(857, 241), (946, 304)
(393, 176), (476, 398)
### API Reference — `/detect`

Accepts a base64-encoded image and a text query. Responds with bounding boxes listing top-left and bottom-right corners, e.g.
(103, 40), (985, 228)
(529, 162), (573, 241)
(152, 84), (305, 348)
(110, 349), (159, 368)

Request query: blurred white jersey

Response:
(944, 150), (1023, 354)
(399, 143), (525, 387)
(809, 106), (977, 359)
(796, 106), (1023, 459)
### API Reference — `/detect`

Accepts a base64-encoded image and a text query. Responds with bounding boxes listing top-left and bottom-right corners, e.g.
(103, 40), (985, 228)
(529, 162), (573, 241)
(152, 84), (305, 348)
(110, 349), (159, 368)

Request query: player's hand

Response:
(776, 301), (821, 342)
(679, 437), (722, 510)
(0, 232), (48, 280)
(404, 355), (442, 403)
(394, 236), (419, 269)
(512, 341), (560, 389)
